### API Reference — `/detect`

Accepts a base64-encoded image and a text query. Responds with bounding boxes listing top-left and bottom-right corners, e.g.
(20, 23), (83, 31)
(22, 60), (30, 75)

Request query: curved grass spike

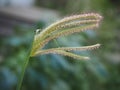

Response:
(36, 13), (102, 40)
(35, 49), (90, 60)
(31, 13), (102, 56)
(34, 44), (101, 55)
(17, 13), (102, 90)
(33, 13), (102, 47)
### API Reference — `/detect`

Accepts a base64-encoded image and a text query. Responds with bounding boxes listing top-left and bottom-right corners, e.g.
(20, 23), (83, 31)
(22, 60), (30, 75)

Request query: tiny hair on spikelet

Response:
(30, 13), (103, 60)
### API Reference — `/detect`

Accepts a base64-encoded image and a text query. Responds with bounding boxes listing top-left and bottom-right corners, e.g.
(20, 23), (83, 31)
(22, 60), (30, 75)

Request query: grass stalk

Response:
(16, 31), (35, 90)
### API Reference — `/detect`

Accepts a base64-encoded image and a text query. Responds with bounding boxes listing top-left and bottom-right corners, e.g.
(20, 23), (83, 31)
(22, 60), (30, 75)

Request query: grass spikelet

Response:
(17, 13), (103, 90)
(31, 13), (102, 57)
(34, 49), (90, 60)
(34, 13), (102, 46)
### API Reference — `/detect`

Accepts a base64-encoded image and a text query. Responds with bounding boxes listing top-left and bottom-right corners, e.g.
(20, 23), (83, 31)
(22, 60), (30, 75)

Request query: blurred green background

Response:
(0, 0), (120, 90)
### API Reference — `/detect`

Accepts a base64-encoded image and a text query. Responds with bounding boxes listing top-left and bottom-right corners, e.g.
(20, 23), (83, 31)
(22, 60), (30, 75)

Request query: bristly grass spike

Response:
(31, 13), (102, 60)
(16, 13), (103, 90)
